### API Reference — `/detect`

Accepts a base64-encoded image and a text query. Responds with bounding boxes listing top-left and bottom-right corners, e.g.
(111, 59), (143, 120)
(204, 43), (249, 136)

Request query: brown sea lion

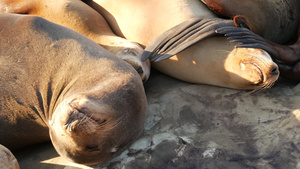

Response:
(85, 0), (279, 89)
(0, 0), (150, 82)
(0, 13), (147, 165)
(199, 0), (300, 81)
(215, 23), (300, 81)
(200, 0), (300, 44)
(0, 144), (19, 169)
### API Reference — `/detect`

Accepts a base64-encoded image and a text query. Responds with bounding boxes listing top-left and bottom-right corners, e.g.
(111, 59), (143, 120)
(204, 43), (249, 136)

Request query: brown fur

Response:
(0, 0), (150, 82)
(0, 14), (147, 165)
(201, 0), (300, 44)
(200, 0), (300, 81)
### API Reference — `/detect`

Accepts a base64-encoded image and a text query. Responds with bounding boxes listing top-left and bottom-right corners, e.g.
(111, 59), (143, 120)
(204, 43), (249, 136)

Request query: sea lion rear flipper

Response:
(141, 18), (235, 62)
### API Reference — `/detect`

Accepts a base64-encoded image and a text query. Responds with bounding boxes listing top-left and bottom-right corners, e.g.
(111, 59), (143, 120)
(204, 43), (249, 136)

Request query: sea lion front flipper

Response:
(215, 26), (279, 60)
(216, 25), (300, 65)
(141, 18), (235, 62)
(217, 22), (300, 81)
(277, 62), (300, 81)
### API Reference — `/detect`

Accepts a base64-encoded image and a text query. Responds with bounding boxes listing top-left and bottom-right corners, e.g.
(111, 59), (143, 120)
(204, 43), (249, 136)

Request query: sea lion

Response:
(200, 0), (300, 44)
(0, 13), (147, 165)
(215, 24), (300, 81)
(85, 0), (279, 89)
(0, 0), (150, 82)
(198, 0), (300, 81)
(0, 144), (19, 169)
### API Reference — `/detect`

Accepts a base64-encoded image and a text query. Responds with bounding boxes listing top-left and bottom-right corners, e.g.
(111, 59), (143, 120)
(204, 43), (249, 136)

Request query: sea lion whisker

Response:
(263, 80), (275, 89)
(104, 115), (124, 131)
(78, 114), (93, 125)
(249, 77), (273, 93)
(217, 49), (231, 54)
(237, 50), (266, 59)
(251, 85), (266, 93)
(265, 81), (275, 89)
(250, 86), (263, 94)
(250, 79), (274, 94)
(109, 116), (124, 129)
(100, 117), (112, 125)
(262, 80), (274, 90)
(92, 117), (113, 131)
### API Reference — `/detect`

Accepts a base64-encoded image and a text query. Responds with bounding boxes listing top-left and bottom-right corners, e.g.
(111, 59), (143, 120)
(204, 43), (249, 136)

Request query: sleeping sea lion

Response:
(215, 24), (300, 81)
(199, 0), (300, 81)
(0, 0), (150, 82)
(0, 13), (147, 165)
(200, 0), (300, 44)
(85, 0), (279, 89)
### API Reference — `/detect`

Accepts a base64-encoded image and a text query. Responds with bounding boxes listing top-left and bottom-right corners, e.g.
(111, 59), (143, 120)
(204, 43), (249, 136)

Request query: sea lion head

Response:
(224, 47), (279, 90)
(106, 39), (151, 82)
(49, 73), (147, 165)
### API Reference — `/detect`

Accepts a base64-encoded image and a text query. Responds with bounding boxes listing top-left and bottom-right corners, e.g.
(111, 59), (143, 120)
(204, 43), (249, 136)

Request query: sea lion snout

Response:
(49, 96), (135, 165)
(225, 47), (279, 89)
(49, 76), (147, 165)
(239, 59), (279, 85)
(248, 49), (279, 87)
(63, 99), (109, 134)
(265, 62), (280, 81)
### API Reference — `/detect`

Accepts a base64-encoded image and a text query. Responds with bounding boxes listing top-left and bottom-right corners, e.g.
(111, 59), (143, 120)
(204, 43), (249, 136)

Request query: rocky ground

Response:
(14, 70), (300, 169)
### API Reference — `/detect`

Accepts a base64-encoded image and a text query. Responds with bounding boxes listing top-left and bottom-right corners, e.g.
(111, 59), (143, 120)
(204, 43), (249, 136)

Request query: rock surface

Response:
(0, 144), (19, 169)
(14, 70), (300, 169)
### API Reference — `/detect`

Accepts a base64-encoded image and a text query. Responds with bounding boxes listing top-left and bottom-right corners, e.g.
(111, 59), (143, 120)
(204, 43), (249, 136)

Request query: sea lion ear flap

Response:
(233, 15), (250, 30)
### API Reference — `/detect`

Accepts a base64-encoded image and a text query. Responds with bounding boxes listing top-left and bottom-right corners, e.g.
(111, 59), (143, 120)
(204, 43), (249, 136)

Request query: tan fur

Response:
(87, 0), (279, 89)
(0, 0), (150, 82)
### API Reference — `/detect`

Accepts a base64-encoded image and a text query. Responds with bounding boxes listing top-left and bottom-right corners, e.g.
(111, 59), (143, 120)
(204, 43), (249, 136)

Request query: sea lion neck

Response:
(0, 14), (147, 154)
(31, 75), (79, 127)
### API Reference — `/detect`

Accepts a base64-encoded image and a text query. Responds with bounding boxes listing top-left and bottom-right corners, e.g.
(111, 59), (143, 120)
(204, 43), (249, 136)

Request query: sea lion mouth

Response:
(63, 102), (107, 134)
(243, 61), (279, 92)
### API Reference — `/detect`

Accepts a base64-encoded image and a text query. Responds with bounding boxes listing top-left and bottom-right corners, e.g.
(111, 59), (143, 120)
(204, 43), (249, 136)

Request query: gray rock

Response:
(0, 144), (19, 169)
(15, 70), (300, 169)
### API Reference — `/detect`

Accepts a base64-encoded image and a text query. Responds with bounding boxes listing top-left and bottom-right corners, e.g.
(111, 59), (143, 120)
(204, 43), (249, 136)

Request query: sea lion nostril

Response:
(270, 67), (279, 75)
(137, 67), (144, 74)
(86, 146), (99, 152)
